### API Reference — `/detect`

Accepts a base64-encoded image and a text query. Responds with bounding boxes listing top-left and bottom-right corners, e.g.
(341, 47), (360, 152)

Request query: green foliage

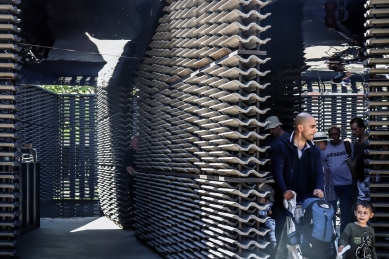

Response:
(39, 85), (95, 94)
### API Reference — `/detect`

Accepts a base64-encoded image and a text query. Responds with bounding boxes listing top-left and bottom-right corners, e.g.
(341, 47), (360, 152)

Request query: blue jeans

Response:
(334, 185), (354, 234)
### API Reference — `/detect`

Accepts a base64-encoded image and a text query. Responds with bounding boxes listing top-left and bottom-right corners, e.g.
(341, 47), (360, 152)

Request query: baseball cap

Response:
(264, 116), (282, 130)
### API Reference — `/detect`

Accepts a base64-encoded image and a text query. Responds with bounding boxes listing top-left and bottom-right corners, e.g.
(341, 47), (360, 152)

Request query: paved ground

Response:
(17, 217), (161, 259)
(16, 216), (341, 259)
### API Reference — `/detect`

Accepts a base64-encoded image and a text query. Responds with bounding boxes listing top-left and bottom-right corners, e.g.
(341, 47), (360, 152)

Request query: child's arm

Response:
(338, 224), (352, 251)
(372, 229), (377, 259)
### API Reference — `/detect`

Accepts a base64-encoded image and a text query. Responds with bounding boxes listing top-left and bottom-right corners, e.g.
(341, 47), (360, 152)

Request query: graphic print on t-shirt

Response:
(355, 231), (374, 259)
(326, 150), (346, 157)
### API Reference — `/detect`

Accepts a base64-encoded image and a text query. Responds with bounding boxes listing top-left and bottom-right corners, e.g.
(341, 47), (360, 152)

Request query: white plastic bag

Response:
(336, 244), (350, 259)
(284, 192), (303, 259)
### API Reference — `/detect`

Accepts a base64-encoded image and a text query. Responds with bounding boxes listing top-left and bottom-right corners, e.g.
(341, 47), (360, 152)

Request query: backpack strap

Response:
(344, 141), (351, 158)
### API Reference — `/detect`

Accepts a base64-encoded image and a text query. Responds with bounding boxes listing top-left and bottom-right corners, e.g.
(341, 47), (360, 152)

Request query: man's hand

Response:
(283, 190), (295, 200)
(338, 245), (344, 253)
(313, 189), (324, 198)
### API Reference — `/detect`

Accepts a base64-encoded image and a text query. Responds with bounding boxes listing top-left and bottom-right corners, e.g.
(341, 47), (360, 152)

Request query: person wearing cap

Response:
(322, 125), (353, 234)
(264, 116), (290, 158)
(271, 113), (324, 245)
(313, 132), (337, 226)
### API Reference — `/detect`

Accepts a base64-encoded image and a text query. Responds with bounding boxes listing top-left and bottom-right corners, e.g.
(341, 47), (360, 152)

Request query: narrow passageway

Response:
(17, 217), (161, 259)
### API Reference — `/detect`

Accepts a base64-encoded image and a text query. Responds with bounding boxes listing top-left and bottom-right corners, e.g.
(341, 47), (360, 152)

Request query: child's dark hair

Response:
(355, 200), (374, 213)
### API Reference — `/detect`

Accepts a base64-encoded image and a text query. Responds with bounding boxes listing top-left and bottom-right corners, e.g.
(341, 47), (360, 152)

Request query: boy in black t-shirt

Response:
(338, 200), (376, 259)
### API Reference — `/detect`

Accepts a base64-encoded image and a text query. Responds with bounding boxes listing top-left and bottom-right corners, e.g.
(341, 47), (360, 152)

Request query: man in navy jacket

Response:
(271, 113), (324, 243)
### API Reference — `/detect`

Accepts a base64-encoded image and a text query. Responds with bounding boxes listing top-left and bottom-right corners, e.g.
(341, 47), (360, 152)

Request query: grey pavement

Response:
(17, 217), (161, 259)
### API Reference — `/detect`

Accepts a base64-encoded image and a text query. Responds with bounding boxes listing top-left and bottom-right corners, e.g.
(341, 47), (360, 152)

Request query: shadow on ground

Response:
(17, 217), (161, 259)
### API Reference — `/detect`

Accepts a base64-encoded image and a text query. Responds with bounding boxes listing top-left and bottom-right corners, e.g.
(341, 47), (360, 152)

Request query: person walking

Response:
(322, 125), (354, 234)
(271, 113), (324, 251)
(338, 200), (377, 259)
(264, 116), (290, 157)
(313, 131), (337, 227)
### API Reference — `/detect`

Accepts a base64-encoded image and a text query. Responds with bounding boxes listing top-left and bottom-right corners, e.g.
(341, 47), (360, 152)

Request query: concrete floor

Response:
(17, 217), (161, 259)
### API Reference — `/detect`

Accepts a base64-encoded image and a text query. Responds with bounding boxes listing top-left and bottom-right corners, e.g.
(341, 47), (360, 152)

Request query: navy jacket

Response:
(271, 132), (324, 205)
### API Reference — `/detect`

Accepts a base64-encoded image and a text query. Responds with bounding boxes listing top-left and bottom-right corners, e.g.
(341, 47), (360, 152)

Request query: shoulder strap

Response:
(344, 141), (351, 158)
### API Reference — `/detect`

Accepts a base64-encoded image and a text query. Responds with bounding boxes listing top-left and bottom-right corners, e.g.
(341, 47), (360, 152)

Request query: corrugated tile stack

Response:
(137, 0), (272, 177)
(363, 0), (389, 256)
(134, 172), (272, 259)
(257, 0), (306, 131)
(58, 95), (98, 200)
(17, 85), (60, 200)
(0, 0), (22, 256)
(135, 0), (274, 258)
(302, 90), (365, 138)
(97, 83), (136, 228)
(17, 87), (98, 204)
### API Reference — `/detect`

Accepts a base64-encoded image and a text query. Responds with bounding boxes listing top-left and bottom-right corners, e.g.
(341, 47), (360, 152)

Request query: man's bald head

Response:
(294, 113), (317, 141)
(295, 112), (314, 127)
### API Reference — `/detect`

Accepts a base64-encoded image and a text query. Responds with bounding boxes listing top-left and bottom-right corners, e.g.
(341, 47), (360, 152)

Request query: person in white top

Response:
(322, 125), (353, 234)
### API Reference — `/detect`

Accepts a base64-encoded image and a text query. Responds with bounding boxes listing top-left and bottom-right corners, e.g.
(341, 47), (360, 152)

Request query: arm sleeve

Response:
(271, 143), (288, 194)
(313, 147), (324, 190)
(351, 142), (355, 159)
(338, 224), (351, 247)
(372, 228), (377, 259)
